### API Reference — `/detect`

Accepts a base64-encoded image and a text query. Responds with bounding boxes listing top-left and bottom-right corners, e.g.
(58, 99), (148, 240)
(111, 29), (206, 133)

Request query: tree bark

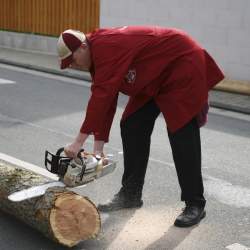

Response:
(0, 159), (100, 247)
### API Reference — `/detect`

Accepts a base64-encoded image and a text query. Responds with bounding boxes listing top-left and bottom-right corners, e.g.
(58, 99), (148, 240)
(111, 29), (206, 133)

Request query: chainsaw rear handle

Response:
(45, 147), (85, 175)
(45, 147), (69, 174)
(56, 147), (65, 157)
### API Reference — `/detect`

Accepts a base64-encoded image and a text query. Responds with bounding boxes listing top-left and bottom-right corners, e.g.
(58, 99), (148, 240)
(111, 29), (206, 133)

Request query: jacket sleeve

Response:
(80, 42), (133, 142)
(93, 94), (118, 142)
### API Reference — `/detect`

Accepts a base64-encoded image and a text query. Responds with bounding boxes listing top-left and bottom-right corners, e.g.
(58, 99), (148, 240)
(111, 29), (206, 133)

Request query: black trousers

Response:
(120, 99), (206, 207)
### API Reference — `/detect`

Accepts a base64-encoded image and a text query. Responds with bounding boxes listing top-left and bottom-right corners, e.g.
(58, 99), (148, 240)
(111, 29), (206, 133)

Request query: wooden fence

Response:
(0, 0), (100, 36)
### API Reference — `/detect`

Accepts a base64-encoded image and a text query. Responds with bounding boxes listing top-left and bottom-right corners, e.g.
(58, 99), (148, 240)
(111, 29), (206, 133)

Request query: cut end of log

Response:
(50, 193), (101, 247)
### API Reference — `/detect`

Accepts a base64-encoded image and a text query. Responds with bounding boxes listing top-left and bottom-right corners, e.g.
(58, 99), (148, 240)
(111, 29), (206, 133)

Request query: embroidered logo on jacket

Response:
(125, 69), (136, 84)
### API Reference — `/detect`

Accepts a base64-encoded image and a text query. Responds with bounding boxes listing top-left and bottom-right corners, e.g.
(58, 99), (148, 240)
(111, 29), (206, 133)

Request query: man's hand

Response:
(64, 141), (82, 158)
(64, 132), (89, 158)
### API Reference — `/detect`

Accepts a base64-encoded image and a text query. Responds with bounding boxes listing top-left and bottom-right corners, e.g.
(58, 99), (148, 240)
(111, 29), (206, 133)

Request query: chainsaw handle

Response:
(45, 147), (70, 174)
(44, 150), (63, 173)
(58, 147), (84, 159)
(56, 147), (65, 156)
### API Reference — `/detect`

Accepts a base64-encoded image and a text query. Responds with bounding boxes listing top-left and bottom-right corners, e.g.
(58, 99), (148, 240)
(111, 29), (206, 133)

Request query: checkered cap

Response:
(57, 29), (86, 69)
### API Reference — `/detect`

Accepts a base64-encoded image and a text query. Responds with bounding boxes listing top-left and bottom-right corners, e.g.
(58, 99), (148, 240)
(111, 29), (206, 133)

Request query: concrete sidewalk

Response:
(0, 46), (249, 115)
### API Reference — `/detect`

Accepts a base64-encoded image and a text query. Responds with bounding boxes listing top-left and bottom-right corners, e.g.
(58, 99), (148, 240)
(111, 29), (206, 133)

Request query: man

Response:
(57, 26), (224, 227)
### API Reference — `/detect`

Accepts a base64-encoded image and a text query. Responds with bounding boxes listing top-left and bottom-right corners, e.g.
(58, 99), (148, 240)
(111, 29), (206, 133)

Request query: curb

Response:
(0, 152), (58, 180)
(210, 100), (250, 115)
(215, 79), (250, 96)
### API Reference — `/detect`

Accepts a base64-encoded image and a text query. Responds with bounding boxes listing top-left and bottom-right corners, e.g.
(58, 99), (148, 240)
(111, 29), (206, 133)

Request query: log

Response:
(0, 159), (101, 247)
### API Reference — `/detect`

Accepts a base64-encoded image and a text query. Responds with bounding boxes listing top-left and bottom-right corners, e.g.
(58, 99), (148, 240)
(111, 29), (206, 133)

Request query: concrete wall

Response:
(100, 0), (250, 81)
(0, 31), (57, 55)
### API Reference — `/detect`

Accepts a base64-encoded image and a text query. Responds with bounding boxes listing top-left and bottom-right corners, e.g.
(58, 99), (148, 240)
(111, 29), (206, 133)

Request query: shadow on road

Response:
(145, 224), (197, 250)
(78, 209), (136, 249)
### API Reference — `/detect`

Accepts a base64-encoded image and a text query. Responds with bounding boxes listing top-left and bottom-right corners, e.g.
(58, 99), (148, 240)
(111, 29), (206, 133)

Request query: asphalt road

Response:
(0, 64), (249, 250)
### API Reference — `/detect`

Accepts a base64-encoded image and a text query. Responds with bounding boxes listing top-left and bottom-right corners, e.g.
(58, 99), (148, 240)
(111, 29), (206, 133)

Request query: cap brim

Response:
(60, 54), (73, 69)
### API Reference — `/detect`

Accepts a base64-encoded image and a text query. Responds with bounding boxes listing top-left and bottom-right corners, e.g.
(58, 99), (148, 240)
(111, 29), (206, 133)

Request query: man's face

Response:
(70, 44), (91, 71)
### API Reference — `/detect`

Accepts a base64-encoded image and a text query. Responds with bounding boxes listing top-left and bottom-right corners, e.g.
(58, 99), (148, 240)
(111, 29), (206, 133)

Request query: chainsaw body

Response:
(45, 147), (116, 187)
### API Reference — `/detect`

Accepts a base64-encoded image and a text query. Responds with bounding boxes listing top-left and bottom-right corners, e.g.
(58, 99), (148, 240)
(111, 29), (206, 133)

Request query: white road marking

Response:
(226, 243), (250, 250)
(0, 78), (16, 84)
(0, 63), (91, 87)
(0, 152), (58, 180)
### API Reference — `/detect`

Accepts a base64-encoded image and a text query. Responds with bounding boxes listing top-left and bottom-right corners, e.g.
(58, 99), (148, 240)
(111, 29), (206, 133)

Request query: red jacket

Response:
(80, 26), (224, 142)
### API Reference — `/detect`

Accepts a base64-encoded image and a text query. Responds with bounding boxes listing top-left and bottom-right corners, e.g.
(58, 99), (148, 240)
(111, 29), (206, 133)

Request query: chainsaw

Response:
(44, 147), (116, 187)
(8, 147), (117, 202)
